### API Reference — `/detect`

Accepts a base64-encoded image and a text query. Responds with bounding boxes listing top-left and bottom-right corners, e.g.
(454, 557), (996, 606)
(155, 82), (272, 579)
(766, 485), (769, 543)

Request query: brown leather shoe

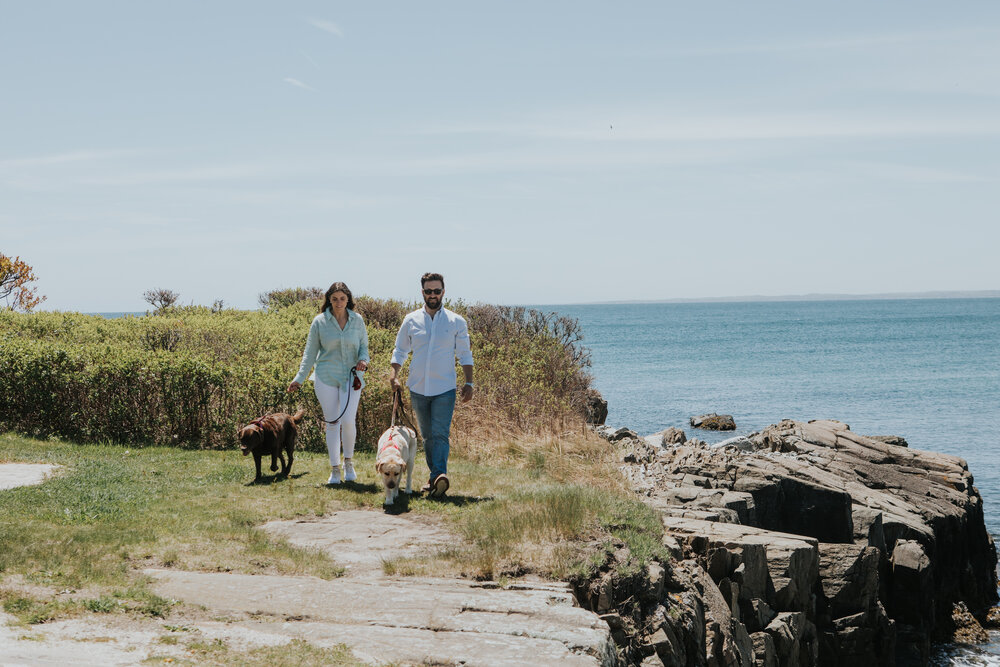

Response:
(431, 474), (449, 498)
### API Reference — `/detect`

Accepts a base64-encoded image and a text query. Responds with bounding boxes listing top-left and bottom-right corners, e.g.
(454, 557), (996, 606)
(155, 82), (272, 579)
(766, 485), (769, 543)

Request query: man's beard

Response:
(424, 296), (441, 309)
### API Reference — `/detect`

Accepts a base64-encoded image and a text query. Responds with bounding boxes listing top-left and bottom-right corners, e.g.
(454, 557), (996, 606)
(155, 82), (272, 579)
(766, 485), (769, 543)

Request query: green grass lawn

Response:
(0, 430), (666, 630)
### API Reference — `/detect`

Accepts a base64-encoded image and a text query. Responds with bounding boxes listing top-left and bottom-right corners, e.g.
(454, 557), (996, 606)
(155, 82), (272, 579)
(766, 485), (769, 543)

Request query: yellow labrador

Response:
(375, 426), (416, 506)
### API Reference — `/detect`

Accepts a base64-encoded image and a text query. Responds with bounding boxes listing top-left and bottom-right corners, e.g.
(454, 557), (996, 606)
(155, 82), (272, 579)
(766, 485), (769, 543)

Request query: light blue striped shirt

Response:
(293, 310), (369, 389)
(391, 307), (474, 397)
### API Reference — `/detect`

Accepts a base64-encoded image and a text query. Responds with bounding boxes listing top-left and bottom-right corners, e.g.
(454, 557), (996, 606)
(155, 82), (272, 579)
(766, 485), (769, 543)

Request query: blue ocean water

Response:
(547, 298), (1000, 663)
(550, 298), (1000, 530)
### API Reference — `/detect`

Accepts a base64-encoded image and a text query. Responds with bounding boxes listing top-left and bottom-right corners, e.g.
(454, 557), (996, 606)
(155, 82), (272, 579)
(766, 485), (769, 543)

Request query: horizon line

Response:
(542, 289), (1000, 307)
(71, 288), (1000, 315)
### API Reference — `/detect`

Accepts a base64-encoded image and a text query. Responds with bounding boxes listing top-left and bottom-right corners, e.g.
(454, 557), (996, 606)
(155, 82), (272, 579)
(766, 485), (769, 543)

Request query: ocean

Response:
(546, 298), (1000, 665)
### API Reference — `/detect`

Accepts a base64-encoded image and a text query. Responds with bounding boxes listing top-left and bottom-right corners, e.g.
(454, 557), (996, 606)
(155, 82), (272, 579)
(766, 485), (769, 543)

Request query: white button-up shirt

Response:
(391, 307), (474, 397)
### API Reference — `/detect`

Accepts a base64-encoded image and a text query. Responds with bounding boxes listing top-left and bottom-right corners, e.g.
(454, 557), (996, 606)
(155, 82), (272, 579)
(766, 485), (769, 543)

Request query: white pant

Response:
(313, 376), (361, 466)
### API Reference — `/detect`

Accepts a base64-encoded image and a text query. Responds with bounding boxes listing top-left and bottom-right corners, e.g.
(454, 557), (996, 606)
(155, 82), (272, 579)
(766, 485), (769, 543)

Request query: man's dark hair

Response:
(320, 282), (355, 313)
(420, 272), (445, 288)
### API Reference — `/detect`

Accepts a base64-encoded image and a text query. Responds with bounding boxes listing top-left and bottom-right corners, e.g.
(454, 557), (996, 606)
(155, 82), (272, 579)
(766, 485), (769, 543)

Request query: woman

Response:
(288, 282), (369, 485)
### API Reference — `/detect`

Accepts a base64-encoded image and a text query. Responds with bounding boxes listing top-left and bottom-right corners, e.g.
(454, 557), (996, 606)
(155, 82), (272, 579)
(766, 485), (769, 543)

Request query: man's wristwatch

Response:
(464, 382), (474, 387)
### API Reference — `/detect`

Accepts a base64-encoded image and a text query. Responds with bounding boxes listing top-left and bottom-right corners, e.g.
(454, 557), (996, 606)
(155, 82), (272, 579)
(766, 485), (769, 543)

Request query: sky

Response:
(2, 1), (1000, 311)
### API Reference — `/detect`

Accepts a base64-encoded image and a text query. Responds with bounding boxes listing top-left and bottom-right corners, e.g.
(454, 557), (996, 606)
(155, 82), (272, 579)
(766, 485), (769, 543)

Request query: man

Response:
(389, 272), (474, 497)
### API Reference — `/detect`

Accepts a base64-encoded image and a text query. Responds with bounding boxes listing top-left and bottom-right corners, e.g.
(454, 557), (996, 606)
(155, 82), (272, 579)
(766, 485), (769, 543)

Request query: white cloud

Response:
(847, 162), (992, 184)
(79, 161), (278, 187)
(643, 27), (1000, 58)
(299, 49), (319, 68)
(0, 149), (138, 168)
(418, 110), (1000, 143)
(283, 77), (317, 92)
(308, 18), (343, 37)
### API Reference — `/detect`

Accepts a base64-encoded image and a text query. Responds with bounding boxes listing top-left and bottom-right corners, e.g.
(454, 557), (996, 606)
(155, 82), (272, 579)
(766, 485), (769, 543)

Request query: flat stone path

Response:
(0, 463), (59, 490)
(0, 474), (613, 666)
(147, 510), (614, 666)
(262, 510), (454, 578)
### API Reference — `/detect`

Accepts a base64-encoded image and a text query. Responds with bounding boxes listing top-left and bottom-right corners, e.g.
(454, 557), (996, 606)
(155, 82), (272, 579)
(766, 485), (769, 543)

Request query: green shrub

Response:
(0, 297), (593, 450)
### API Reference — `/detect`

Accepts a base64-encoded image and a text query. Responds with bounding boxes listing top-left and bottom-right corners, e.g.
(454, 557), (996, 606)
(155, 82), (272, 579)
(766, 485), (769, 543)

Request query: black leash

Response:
(389, 385), (419, 435)
(320, 368), (361, 425)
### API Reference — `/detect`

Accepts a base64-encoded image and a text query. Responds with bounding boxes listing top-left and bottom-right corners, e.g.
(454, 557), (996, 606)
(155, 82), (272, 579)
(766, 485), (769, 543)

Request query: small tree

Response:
(258, 286), (324, 311)
(0, 254), (45, 312)
(143, 288), (179, 314)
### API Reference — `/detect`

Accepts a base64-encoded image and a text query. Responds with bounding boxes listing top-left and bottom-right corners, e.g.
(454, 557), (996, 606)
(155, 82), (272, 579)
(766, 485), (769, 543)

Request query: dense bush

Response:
(0, 298), (593, 451)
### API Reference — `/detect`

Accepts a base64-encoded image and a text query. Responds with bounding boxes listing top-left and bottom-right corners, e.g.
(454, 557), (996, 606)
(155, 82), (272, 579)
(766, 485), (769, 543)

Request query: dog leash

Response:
(320, 368), (361, 425)
(391, 387), (400, 427)
(388, 385), (419, 435)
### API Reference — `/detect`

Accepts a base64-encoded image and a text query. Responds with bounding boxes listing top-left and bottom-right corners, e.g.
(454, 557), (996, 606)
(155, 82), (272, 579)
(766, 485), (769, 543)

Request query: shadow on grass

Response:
(424, 493), (492, 507)
(338, 480), (380, 494)
(245, 471), (309, 486)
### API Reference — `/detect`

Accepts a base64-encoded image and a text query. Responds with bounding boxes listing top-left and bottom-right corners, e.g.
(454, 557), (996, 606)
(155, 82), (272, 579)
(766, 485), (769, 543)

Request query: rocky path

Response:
(0, 462), (614, 667)
(149, 511), (614, 666)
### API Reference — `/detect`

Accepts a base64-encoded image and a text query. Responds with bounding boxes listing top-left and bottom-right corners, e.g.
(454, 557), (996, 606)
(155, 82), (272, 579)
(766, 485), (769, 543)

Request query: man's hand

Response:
(390, 377), (402, 392)
(460, 383), (474, 403)
(287, 381), (301, 393)
(355, 361), (368, 372)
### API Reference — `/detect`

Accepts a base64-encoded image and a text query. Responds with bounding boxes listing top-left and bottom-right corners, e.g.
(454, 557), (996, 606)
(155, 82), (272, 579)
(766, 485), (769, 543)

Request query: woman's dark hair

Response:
(321, 282), (355, 313)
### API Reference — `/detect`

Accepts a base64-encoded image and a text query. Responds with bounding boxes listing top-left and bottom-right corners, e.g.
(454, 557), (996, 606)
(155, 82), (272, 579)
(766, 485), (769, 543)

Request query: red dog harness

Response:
(378, 429), (404, 456)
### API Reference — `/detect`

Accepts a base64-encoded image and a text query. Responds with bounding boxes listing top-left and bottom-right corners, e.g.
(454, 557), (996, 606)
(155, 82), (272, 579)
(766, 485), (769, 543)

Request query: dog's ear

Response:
(374, 461), (383, 474)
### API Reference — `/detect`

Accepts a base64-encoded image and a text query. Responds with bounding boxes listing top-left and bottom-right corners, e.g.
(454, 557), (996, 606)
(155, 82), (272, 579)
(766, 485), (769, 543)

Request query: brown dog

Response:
(238, 410), (305, 482)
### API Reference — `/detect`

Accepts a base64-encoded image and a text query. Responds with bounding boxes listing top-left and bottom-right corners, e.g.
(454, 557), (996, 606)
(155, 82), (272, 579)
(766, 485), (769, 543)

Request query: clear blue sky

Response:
(3, 1), (999, 311)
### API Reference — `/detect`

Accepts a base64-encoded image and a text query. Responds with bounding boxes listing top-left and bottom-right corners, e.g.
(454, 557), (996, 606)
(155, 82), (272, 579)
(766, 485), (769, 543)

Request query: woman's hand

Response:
(355, 361), (368, 372)
(287, 381), (301, 393)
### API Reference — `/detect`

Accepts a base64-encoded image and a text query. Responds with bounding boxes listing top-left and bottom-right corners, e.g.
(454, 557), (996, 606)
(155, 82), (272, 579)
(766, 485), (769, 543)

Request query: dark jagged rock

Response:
(615, 418), (998, 667)
(595, 425), (640, 443)
(586, 389), (609, 425)
(690, 413), (737, 431)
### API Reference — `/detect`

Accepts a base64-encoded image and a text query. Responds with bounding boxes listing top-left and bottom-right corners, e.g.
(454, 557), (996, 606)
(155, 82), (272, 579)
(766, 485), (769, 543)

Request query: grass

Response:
(144, 638), (365, 666)
(0, 427), (667, 627)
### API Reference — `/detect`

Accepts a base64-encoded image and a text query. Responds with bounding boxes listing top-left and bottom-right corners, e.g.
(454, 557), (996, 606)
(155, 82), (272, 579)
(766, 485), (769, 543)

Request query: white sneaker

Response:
(343, 460), (356, 482)
(327, 467), (341, 485)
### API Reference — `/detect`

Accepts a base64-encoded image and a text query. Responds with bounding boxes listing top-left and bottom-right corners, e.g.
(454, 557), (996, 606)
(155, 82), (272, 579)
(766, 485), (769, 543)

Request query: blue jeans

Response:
(409, 389), (456, 482)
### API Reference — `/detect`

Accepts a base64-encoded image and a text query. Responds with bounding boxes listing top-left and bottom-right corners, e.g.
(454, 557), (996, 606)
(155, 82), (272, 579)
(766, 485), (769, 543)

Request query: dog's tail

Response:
(290, 409), (306, 424)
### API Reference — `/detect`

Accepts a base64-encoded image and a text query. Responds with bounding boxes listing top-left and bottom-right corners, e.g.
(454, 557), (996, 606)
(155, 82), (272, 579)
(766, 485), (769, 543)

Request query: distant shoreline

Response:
(565, 290), (1000, 306)
(44, 290), (1000, 316)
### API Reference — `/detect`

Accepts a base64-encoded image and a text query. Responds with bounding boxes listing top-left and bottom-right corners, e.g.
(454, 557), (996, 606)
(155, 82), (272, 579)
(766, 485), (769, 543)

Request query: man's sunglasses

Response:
(423, 288), (443, 295)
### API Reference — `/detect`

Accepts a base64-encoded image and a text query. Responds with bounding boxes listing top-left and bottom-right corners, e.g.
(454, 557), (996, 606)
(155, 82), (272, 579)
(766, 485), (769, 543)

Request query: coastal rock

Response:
(690, 413), (737, 431)
(597, 425), (640, 443)
(615, 417), (998, 666)
(655, 427), (687, 446)
(866, 434), (909, 448)
(751, 631), (777, 667)
(949, 601), (990, 644)
(585, 390), (609, 425)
